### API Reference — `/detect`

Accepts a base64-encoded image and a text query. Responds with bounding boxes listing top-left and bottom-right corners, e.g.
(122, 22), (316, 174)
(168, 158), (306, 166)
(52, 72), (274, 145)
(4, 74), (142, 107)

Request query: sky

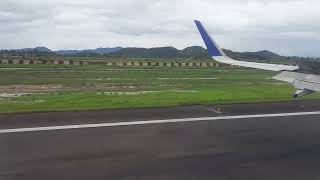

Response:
(0, 0), (320, 57)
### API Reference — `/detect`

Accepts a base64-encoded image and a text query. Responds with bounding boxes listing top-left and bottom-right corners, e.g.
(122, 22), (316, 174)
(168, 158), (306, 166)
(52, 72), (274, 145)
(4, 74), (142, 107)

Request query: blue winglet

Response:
(194, 20), (223, 57)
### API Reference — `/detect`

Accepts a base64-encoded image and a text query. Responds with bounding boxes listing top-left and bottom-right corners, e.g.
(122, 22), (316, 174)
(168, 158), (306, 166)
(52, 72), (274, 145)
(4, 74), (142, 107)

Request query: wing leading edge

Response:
(194, 20), (299, 72)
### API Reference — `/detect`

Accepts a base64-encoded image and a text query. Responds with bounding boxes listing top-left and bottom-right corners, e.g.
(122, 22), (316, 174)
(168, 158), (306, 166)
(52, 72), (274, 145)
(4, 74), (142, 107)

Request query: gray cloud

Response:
(0, 0), (319, 56)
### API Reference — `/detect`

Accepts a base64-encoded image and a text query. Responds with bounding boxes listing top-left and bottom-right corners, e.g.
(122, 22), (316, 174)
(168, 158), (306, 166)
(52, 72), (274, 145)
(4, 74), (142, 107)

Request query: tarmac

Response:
(1, 100), (320, 180)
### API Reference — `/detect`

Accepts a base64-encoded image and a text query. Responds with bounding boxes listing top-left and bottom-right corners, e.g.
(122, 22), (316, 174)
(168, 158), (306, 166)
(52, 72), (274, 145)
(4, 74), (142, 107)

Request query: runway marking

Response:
(1, 111), (320, 134)
(208, 108), (222, 113)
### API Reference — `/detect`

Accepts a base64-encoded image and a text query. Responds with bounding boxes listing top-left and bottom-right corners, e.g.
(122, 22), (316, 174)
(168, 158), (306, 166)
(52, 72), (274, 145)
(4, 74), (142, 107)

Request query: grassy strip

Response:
(1, 65), (318, 114)
(1, 86), (319, 114)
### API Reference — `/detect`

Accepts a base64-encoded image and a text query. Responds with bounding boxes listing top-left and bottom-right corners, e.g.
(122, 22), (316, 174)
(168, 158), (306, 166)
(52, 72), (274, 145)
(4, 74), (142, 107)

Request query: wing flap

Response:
(293, 80), (320, 92)
(274, 71), (320, 84)
(274, 71), (320, 91)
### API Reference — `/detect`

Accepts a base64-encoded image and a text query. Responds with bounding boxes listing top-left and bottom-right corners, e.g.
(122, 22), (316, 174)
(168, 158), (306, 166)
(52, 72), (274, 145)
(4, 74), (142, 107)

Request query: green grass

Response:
(1, 64), (319, 114)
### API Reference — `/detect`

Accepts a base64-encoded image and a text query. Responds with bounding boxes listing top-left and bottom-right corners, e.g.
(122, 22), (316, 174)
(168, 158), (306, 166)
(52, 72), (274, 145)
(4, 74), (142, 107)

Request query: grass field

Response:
(0, 64), (318, 114)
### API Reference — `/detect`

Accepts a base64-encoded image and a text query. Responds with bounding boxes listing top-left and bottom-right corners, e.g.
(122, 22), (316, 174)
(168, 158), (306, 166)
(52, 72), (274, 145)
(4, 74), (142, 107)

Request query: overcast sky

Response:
(0, 0), (319, 56)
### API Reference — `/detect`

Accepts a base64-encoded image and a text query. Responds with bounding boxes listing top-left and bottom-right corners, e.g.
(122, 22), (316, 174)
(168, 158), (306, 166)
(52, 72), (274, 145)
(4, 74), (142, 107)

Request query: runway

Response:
(1, 100), (320, 180)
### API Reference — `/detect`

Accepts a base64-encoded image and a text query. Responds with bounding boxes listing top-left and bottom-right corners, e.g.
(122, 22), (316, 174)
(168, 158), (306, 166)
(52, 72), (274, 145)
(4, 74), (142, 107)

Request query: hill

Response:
(1, 46), (319, 65)
(55, 47), (122, 55)
(109, 47), (183, 59)
(110, 46), (290, 61)
(222, 49), (284, 61)
(109, 46), (212, 59)
(17, 46), (52, 53)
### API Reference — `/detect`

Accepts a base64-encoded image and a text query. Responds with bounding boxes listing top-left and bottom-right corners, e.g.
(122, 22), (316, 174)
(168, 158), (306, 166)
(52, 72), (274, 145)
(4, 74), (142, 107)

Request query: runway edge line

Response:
(1, 111), (320, 134)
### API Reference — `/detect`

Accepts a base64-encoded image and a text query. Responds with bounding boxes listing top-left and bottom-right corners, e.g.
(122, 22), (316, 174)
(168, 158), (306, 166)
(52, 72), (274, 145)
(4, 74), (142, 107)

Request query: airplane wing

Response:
(194, 20), (320, 98)
(194, 20), (299, 72)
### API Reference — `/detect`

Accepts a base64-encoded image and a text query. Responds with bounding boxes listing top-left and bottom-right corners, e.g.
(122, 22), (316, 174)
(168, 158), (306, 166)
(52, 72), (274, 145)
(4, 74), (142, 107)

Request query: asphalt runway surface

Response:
(1, 100), (320, 180)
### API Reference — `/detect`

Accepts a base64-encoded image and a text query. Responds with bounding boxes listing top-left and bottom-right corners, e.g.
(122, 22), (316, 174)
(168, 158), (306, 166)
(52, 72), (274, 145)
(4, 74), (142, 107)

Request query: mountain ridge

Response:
(5, 47), (122, 55)
(55, 47), (122, 55)
(1, 46), (318, 63)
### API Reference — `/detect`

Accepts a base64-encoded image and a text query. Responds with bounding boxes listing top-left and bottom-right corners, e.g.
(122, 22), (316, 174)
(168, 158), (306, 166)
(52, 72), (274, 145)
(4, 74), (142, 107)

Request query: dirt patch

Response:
(0, 85), (65, 93)
(157, 77), (219, 80)
(98, 90), (199, 96)
(0, 84), (141, 94)
(0, 93), (32, 98)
